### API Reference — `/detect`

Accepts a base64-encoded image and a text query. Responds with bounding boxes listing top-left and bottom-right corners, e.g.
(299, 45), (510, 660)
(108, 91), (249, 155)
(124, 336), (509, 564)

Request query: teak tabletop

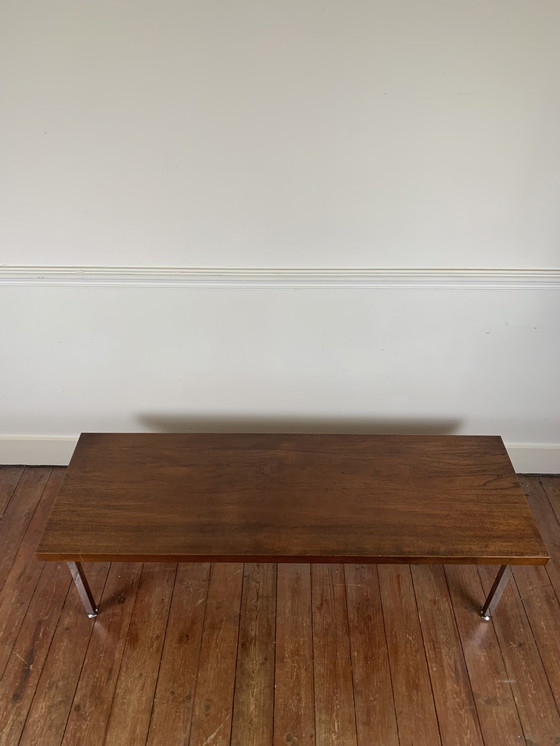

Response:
(37, 433), (548, 566)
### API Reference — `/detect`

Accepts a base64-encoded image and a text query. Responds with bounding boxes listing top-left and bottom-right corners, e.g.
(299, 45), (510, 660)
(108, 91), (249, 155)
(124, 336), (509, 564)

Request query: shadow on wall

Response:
(137, 414), (463, 435)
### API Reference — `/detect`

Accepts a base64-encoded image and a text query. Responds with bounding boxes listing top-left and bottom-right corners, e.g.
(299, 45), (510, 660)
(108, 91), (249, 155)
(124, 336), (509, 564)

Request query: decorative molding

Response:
(1, 266), (560, 289)
(1, 435), (559, 472)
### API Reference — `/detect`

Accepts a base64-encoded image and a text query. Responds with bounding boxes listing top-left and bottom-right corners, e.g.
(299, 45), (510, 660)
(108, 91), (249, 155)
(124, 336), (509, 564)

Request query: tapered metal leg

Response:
(67, 562), (99, 618)
(480, 565), (512, 621)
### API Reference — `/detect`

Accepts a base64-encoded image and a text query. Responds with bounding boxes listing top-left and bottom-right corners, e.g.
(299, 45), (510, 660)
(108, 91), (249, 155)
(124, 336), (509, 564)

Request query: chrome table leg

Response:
(67, 561), (99, 618)
(480, 565), (512, 621)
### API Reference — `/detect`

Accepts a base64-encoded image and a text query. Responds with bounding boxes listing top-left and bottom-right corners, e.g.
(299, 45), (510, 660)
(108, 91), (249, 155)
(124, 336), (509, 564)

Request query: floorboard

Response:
(146, 563), (210, 746)
(18, 560), (110, 746)
(0, 469), (64, 678)
(344, 563), (399, 746)
(541, 476), (560, 525)
(61, 562), (143, 746)
(103, 562), (177, 746)
(412, 565), (484, 746)
(444, 564), (526, 745)
(274, 563), (315, 746)
(312, 564), (357, 746)
(230, 563), (276, 746)
(0, 468), (51, 590)
(0, 466), (24, 517)
(478, 563), (560, 744)
(1, 468), (560, 745)
(378, 564), (442, 746)
(187, 563), (243, 746)
(524, 476), (560, 601)
(0, 559), (71, 746)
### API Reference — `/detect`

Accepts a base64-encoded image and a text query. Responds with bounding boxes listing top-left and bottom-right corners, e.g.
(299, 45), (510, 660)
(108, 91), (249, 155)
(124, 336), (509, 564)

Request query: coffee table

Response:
(37, 433), (548, 621)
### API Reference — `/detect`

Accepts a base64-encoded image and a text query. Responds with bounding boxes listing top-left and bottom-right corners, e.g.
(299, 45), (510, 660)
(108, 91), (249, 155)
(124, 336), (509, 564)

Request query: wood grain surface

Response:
(146, 563), (210, 746)
(274, 564), (315, 746)
(103, 562), (177, 745)
(3, 468), (560, 746)
(187, 563), (243, 746)
(37, 433), (548, 565)
(3, 468), (51, 585)
(0, 466), (23, 517)
(18, 559), (110, 746)
(378, 564), (442, 746)
(61, 562), (143, 746)
(344, 563), (399, 746)
(444, 563), (525, 745)
(312, 564), (357, 745)
(478, 562), (560, 744)
(411, 565), (484, 746)
(231, 563), (277, 746)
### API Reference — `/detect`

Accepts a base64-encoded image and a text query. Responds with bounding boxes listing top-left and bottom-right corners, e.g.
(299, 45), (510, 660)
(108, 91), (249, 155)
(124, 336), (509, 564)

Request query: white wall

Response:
(2, 0), (560, 267)
(1, 275), (559, 470)
(1, 1), (559, 470)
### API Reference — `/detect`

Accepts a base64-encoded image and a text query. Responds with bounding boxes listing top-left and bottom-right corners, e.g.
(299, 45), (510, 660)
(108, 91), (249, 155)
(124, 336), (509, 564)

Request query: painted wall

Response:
(1, 277), (559, 470)
(1, 1), (559, 469)
(2, 0), (560, 267)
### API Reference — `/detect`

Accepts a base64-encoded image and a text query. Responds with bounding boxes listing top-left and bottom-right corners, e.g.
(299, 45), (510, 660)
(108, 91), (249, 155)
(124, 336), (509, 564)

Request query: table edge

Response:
(36, 551), (550, 565)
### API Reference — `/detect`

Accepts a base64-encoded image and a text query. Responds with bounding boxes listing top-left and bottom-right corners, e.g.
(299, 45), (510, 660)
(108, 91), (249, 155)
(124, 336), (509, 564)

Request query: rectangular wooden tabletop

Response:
(37, 433), (549, 565)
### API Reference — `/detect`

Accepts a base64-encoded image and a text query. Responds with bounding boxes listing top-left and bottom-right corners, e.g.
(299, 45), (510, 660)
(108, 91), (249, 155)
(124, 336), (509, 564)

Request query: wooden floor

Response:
(1, 469), (560, 746)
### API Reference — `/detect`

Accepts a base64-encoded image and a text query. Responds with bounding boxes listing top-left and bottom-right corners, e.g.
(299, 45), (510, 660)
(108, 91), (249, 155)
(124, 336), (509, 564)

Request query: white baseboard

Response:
(505, 443), (560, 475)
(1, 434), (559, 474)
(0, 436), (78, 466)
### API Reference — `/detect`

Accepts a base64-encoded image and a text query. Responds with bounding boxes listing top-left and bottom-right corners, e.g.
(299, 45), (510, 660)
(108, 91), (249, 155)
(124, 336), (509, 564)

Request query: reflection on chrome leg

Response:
(480, 565), (512, 621)
(67, 561), (99, 618)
